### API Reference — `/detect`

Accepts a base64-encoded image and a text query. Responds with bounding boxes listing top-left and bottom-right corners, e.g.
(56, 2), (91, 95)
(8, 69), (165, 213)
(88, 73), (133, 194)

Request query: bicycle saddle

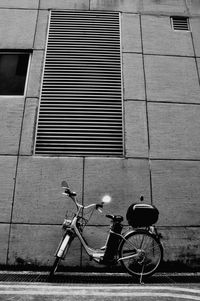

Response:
(106, 214), (123, 222)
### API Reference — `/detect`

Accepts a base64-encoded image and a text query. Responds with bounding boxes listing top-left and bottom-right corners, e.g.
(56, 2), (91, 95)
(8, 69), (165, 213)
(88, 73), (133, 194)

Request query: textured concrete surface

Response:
(121, 13), (141, 53)
(0, 225), (10, 264)
(40, 0), (89, 10)
(145, 56), (200, 103)
(0, 1), (200, 270)
(0, 98), (24, 154)
(26, 51), (45, 98)
(33, 10), (49, 50)
(83, 158), (151, 225)
(0, 156), (17, 222)
(8, 224), (81, 266)
(123, 53), (145, 100)
(161, 227), (200, 267)
(0, 9), (37, 48)
(151, 160), (200, 225)
(140, 0), (187, 14)
(186, 0), (200, 15)
(0, 0), (39, 9)
(141, 15), (194, 56)
(191, 18), (200, 57)
(124, 101), (148, 158)
(148, 103), (200, 159)
(19, 98), (39, 155)
(90, 0), (140, 12)
(12, 157), (83, 224)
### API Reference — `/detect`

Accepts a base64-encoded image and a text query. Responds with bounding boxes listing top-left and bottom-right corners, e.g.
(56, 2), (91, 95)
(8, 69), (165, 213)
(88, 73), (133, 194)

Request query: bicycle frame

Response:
(58, 208), (142, 264)
(70, 214), (105, 262)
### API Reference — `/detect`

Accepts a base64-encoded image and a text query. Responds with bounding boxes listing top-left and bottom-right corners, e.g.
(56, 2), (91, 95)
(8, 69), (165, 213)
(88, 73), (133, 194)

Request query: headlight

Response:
(102, 195), (111, 204)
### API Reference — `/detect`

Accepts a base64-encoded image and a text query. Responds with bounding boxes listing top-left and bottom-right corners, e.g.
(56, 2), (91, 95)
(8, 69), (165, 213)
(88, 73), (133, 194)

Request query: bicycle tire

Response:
(49, 233), (73, 279)
(49, 256), (61, 279)
(119, 229), (163, 279)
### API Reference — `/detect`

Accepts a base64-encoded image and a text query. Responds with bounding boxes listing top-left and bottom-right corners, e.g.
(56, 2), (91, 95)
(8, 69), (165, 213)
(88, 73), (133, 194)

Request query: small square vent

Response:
(171, 16), (189, 31)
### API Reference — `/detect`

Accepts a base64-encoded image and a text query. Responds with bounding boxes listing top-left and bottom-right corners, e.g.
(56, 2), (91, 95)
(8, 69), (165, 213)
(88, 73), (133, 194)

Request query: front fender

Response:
(55, 229), (75, 259)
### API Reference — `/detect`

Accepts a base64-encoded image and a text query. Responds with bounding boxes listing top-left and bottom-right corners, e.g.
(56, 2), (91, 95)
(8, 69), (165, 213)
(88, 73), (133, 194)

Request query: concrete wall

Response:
(0, 0), (200, 271)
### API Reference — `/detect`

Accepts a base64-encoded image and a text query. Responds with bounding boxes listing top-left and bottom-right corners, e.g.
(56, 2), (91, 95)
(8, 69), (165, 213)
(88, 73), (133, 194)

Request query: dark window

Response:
(0, 53), (29, 95)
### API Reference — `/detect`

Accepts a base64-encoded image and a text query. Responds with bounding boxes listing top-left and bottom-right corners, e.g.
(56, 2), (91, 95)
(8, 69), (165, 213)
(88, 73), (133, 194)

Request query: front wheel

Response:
(49, 256), (61, 279)
(49, 233), (72, 279)
(119, 230), (163, 280)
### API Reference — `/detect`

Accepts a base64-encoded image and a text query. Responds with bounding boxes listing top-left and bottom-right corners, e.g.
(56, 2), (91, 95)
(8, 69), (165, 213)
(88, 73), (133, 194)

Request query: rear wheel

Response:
(119, 230), (163, 280)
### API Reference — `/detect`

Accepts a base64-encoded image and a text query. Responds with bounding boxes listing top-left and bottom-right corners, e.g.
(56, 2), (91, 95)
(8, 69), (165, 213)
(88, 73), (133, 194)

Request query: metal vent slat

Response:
(171, 17), (189, 31)
(35, 11), (122, 156)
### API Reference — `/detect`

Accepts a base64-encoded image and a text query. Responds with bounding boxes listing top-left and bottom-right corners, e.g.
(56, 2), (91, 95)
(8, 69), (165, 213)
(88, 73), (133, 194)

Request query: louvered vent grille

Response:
(171, 16), (189, 31)
(35, 11), (123, 156)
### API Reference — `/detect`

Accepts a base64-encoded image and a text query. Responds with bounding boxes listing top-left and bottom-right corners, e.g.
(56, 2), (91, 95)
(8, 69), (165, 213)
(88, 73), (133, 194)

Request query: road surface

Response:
(0, 283), (200, 300)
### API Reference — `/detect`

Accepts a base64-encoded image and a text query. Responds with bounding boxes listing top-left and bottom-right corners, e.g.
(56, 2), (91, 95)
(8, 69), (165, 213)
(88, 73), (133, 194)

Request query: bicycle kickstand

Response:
(139, 265), (145, 285)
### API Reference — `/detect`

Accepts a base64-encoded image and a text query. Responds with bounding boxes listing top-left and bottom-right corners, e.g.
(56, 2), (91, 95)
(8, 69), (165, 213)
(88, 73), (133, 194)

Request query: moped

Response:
(49, 181), (163, 282)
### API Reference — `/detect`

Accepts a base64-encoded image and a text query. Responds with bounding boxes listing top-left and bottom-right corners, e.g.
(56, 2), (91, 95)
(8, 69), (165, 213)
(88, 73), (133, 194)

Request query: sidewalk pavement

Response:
(0, 282), (200, 301)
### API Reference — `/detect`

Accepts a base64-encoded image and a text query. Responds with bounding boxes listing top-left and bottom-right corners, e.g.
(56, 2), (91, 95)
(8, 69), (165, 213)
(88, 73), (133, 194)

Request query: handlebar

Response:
(62, 182), (110, 216)
(64, 188), (77, 197)
(62, 188), (104, 212)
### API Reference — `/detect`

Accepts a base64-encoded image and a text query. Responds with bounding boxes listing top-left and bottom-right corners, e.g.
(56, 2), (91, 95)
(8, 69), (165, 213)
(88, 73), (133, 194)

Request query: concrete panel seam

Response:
(148, 158), (200, 162)
(122, 51), (142, 54)
(139, 16), (149, 151)
(148, 100), (200, 106)
(32, 2), (40, 49)
(1, 222), (61, 226)
(139, 14), (153, 205)
(80, 158), (85, 267)
(82, 157), (85, 207)
(0, 9), (198, 17)
(6, 96), (29, 264)
(144, 53), (196, 58)
(2, 222), (200, 228)
(138, 12), (192, 17)
(124, 99), (147, 102)
(0, 154), (20, 158)
(0, 7), (38, 11)
(190, 30), (200, 86)
(120, 156), (149, 160)
(120, 12), (126, 157)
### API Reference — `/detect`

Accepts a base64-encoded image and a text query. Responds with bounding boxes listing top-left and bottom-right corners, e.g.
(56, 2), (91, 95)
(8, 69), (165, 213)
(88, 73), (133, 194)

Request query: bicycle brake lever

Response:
(62, 192), (68, 196)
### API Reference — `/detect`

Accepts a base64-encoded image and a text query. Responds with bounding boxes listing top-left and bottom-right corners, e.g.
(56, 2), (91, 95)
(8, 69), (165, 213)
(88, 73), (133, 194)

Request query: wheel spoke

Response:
(119, 231), (163, 279)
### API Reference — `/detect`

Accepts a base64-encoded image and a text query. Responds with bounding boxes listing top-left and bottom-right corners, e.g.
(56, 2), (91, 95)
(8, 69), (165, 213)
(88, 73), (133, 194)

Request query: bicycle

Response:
(49, 181), (163, 283)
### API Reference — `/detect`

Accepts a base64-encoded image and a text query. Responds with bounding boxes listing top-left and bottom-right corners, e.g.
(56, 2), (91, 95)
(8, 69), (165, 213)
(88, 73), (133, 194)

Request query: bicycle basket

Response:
(126, 203), (159, 227)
